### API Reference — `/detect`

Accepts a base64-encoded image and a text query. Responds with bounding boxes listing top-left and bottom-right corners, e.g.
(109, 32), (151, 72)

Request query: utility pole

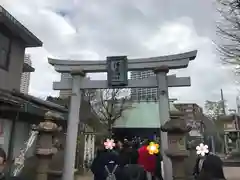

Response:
(236, 96), (240, 115)
(220, 89), (226, 115)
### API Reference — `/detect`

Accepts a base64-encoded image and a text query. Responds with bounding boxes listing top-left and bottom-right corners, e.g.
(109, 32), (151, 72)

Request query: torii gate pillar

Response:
(154, 66), (173, 179)
(62, 71), (85, 180)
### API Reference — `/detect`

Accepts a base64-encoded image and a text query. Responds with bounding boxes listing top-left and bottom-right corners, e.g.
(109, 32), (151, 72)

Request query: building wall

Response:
(20, 54), (32, 94)
(175, 103), (203, 122)
(175, 103), (204, 136)
(130, 71), (158, 101)
(220, 115), (240, 132)
(0, 31), (32, 158)
(0, 119), (12, 155)
(0, 38), (25, 91)
(0, 119), (31, 158)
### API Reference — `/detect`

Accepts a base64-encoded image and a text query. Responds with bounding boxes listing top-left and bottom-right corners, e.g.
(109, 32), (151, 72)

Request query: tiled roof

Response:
(0, 89), (67, 117)
(0, 89), (103, 130)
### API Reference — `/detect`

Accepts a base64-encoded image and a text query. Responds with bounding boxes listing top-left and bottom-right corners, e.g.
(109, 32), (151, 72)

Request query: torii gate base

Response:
(49, 50), (197, 180)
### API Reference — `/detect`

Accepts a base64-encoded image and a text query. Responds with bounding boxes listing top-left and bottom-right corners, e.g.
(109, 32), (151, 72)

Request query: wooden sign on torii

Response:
(48, 50), (197, 180)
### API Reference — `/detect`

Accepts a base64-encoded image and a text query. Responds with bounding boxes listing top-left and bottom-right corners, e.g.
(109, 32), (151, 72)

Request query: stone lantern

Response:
(33, 111), (62, 180)
(161, 103), (191, 180)
(219, 114), (240, 154)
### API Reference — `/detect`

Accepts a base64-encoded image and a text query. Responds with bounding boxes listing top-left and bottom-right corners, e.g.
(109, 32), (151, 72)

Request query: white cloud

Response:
(26, 48), (60, 98)
(38, 9), (76, 36)
(1, 0), (239, 110)
(144, 17), (209, 54)
(143, 17), (238, 108)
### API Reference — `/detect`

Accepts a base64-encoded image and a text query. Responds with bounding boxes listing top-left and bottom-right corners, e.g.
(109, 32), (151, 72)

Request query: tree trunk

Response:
(107, 121), (112, 138)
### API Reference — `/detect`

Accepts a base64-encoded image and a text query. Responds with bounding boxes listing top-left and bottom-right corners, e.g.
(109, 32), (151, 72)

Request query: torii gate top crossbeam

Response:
(48, 50), (197, 73)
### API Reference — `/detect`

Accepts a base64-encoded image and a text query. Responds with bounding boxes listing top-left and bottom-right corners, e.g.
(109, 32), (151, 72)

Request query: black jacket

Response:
(154, 153), (163, 180)
(193, 156), (203, 176)
(122, 164), (147, 180)
(194, 154), (226, 180)
(119, 148), (139, 166)
(91, 150), (123, 180)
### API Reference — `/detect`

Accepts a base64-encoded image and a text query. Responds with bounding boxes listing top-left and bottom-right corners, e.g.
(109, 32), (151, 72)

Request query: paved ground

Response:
(223, 166), (240, 180)
(76, 175), (92, 180)
(75, 171), (93, 180)
(76, 174), (92, 180)
(76, 167), (240, 180)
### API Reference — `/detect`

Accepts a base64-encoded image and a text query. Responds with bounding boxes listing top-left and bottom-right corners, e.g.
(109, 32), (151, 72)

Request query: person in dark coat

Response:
(121, 141), (147, 180)
(193, 155), (205, 178)
(118, 141), (139, 166)
(91, 148), (122, 180)
(128, 142), (139, 164)
(122, 164), (147, 180)
(118, 141), (131, 166)
(154, 152), (163, 180)
(195, 153), (226, 180)
(114, 140), (123, 155)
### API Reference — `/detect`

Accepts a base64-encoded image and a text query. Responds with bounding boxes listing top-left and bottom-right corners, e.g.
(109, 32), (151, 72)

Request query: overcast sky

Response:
(1, 0), (239, 110)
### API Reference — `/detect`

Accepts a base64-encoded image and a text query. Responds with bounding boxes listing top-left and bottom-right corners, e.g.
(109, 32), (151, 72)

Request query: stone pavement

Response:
(76, 174), (93, 180)
(223, 166), (240, 180)
(75, 171), (93, 180)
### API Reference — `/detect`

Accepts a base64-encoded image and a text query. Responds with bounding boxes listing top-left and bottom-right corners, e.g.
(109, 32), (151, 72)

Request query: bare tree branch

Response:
(204, 100), (226, 121)
(216, 0), (240, 65)
(85, 88), (133, 136)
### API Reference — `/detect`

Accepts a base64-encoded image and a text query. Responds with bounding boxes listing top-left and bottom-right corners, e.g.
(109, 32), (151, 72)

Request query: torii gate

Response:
(49, 50), (197, 180)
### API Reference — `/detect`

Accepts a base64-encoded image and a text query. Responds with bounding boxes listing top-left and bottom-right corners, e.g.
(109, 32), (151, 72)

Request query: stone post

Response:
(161, 103), (191, 180)
(154, 66), (173, 180)
(34, 111), (62, 180)
(63, 71), (85, 180)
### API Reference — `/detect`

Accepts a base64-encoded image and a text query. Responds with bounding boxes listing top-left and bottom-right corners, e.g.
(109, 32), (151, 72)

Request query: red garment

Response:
(137, 145), (156, 174)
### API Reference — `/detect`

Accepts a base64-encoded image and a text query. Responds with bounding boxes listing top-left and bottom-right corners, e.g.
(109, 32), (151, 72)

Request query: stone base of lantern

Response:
(166, 150), (189, 180)
(165, 149), (189, 158)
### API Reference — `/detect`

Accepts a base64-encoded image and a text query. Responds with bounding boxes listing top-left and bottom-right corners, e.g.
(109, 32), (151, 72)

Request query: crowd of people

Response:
(91, 138), (163, 180)
(91, 138), (227, 180)
(0, 137), (228, 180)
